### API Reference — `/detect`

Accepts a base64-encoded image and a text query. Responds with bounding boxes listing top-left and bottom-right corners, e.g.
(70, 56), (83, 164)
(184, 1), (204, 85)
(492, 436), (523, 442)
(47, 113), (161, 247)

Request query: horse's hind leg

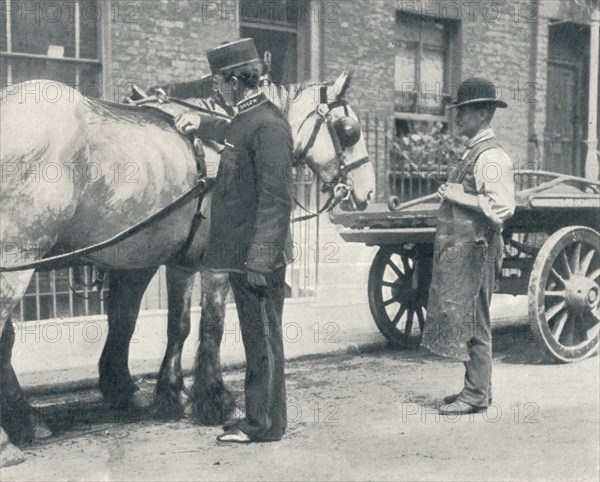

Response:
(1, 317), (52, 445)
(99, 267), (157, 410)
(150, 265), (195, 420)
(190, 270), (236, 425)
(0, 270), (36, 467)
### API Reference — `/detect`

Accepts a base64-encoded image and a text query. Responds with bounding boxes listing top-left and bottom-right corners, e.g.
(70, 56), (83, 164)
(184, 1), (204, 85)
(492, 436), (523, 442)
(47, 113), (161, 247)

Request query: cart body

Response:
(330, 171), (600, 362)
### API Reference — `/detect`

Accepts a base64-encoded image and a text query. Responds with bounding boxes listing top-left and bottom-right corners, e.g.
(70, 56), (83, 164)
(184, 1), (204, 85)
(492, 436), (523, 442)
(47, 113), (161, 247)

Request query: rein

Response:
(0, 178), (211, 272)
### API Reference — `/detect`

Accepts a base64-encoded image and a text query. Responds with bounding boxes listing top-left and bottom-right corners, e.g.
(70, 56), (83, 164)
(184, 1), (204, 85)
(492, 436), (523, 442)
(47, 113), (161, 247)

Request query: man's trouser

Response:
(457, 255), (497, 408)
(229, 268), (287, 440)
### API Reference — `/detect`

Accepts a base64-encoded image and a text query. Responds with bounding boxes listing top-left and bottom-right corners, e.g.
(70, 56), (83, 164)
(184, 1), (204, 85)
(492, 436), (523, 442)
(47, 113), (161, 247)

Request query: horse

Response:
(0, 73), (374, 466)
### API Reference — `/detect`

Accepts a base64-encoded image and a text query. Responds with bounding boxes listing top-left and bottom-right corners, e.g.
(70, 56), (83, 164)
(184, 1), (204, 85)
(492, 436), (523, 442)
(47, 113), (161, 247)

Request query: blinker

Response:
(333, 116), (361, 148)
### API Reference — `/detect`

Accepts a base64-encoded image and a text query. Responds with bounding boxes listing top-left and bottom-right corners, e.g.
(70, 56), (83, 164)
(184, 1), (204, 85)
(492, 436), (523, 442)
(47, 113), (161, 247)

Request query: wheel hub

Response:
(564, 275), (599, 312)
(392, 279), (417, 305)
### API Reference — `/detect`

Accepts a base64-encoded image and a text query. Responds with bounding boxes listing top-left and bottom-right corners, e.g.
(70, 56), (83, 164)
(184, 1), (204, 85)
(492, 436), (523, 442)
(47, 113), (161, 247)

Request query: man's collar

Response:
(466, 127), (495, 148)
(236, 92), (267, 114)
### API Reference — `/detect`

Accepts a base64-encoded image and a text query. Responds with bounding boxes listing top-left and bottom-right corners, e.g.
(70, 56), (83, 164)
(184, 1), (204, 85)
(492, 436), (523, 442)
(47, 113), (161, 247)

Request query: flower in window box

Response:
(391, 122), (463, 180)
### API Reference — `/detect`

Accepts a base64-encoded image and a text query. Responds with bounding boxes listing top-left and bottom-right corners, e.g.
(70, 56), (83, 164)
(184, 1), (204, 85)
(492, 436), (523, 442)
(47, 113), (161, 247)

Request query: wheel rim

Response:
(368, 247), (429, 346)
(530, 227), (600, 361)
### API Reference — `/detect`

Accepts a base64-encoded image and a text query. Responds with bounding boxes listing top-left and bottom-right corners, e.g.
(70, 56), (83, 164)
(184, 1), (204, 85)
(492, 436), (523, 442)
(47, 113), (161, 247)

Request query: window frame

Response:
(393, 12), (460, 125)
(13, 267), (110, 322)
(239, 0), (310, 83)
(1, 0), (103, 90)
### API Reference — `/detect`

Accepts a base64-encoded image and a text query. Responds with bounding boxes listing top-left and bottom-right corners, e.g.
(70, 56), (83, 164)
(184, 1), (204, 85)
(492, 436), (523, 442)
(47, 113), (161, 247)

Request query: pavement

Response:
(15, 290), (529, 395)
(14, 226), (530, 394)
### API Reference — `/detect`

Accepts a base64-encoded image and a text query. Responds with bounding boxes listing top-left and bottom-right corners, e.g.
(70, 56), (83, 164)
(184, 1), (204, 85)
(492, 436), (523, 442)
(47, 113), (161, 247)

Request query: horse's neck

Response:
(260, 82), (292, 115)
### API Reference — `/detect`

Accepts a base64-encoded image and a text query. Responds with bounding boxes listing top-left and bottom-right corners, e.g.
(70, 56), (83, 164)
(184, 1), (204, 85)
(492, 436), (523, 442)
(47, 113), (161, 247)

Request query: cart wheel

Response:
(528, 226), (600, 362)
(368, 246), (431, 347)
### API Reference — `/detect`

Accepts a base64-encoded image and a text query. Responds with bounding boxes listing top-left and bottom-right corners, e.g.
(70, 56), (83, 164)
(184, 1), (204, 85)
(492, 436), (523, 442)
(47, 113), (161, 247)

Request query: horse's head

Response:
(283, 72), (375, 211)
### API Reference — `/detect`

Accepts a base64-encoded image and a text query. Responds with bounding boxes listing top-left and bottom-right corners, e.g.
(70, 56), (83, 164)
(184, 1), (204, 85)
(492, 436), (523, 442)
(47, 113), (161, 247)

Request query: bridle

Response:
(145, 78), (368, 222)
(286, 83), (370, 222)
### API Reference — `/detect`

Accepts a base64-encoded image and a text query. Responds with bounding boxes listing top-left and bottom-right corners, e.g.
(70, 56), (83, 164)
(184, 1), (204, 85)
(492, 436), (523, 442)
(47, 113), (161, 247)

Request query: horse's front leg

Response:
(190, 270), (236, 425)
(0, 269), (38, 467)
(99, 267), (157, 410)
(150, 265), (195, 420)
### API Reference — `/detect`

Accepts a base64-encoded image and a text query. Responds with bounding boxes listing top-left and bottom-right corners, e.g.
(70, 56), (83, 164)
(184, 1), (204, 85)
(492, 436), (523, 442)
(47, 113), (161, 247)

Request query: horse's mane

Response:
(260, 79), (330, 116)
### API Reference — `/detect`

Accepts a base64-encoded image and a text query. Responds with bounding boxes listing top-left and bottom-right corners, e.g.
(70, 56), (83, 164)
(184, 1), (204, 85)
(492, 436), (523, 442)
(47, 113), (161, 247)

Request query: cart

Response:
(331, 171), (600, 363)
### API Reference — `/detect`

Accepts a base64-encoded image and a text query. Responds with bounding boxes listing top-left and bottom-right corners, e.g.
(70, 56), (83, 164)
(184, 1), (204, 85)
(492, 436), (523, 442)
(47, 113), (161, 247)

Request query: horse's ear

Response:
(332, 70), (353, 99)
(262, 50), (272, 76)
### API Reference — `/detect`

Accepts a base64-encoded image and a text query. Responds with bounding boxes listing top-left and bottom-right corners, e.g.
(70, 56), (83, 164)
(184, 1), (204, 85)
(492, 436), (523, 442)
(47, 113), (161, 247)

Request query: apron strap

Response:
(453, 139), (501, 184)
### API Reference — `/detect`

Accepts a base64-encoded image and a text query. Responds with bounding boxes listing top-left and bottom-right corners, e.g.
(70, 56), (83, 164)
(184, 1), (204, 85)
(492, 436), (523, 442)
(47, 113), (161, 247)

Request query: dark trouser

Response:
(457, 254), (497, 408)
(228, 268), (287, 441)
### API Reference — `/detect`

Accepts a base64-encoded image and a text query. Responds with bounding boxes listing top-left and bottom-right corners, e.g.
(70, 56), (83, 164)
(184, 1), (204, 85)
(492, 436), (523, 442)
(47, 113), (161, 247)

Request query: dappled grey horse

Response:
(0, 73), (374, 466)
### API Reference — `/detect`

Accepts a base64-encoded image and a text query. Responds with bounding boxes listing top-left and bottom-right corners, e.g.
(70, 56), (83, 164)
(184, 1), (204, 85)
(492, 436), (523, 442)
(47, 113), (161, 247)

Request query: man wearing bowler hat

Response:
(175, 38), (293, 442)
(421, 78), (515, 415)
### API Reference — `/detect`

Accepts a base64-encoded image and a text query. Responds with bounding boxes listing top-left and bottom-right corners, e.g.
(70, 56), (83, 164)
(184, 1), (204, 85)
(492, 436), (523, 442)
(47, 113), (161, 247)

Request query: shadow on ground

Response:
(352, 325), (556, 366)
(22, 324), (594, 450)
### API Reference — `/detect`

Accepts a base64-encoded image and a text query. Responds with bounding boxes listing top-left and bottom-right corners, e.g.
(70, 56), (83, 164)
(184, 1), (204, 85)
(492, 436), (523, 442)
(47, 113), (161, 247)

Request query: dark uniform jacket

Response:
(199, 92), (294, 275)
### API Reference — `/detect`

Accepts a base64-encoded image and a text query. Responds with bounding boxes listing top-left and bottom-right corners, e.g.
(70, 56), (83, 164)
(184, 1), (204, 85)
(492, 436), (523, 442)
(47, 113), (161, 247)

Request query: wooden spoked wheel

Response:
(528, 226), (600, 362)
(368, 246), (431, 347)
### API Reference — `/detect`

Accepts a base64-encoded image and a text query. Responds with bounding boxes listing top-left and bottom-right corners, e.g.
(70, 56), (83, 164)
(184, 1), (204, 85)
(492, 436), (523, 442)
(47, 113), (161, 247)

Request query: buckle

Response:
(316, 104), (329, 116)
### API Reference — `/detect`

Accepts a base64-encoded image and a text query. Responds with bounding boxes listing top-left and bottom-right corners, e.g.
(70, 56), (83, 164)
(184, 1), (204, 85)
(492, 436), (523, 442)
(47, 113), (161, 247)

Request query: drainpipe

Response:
(310, 0), (322, 80)
(527, 0), (540, 169)
(585, 8), (599, 180)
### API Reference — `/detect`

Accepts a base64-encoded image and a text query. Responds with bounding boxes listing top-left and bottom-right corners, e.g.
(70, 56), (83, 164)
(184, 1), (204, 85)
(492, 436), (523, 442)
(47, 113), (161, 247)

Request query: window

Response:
(239, 0), (309, 83)
(1, 0), (102, 96)
(394, 11), (459, 136)
(12, 267), (110, 322)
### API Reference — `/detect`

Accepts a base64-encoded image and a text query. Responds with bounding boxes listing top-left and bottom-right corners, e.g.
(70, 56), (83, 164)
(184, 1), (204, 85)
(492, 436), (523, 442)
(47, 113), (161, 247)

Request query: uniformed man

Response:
(421, 78), (516, 415)
(175, 38), (293, 442)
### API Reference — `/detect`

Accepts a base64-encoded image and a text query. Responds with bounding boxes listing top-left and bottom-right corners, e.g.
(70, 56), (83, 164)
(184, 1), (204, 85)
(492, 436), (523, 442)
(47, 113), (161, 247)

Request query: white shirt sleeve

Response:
(473, 148), (516, 229)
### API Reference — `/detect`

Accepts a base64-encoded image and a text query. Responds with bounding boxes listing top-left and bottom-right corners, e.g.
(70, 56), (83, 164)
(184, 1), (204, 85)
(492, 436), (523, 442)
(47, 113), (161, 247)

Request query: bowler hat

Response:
(206, 38), (260, 76)
(447, 77), (508, 109)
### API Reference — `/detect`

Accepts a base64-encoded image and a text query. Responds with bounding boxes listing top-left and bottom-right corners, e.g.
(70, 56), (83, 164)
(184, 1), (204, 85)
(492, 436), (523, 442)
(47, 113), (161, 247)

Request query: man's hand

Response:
(175, 113), (201, 134)
(438, 182), (465, 204)
(247, 271), (267, 289)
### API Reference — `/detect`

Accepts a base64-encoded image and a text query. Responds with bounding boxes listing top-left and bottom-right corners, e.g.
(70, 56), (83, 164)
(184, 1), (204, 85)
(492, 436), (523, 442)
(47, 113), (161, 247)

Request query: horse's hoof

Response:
(191, 386), (237, 425)
(148, 394), (186, 421)
(0, 433), (26, 468)
(32, 421), (52, 441)
(106, 390), (151, 413)
(129, 390), (152, 411)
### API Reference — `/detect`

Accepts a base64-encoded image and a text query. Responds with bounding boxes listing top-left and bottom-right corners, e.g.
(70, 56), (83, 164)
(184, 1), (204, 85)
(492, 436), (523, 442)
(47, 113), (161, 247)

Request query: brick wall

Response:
(107, 0), (239, 99)
(319, 0), (551, 181)
(102, 0), (591, 178)
(321, 1), (396, 199)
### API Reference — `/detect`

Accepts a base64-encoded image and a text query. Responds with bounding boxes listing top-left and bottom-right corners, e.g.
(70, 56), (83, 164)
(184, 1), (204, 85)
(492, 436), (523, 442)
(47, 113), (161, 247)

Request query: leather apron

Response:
(421, 139), (503, 361)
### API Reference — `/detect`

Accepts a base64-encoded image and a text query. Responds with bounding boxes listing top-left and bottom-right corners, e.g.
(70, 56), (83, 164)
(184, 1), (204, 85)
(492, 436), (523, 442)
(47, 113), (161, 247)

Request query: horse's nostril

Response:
(367, 190), (373, 201)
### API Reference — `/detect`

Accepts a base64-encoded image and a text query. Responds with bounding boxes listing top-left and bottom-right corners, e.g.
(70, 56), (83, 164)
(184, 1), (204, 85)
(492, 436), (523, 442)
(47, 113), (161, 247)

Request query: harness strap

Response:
(172, 178), (216, 262)
(133, 95), (233, 121)
(326, 119), (345, 158)
(337, 156), (370, 179)
(320, 85), (328, 104)
(0, 179), (211, 273)
(295, 115), (326, 161)
(291, 195), (337, 223)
